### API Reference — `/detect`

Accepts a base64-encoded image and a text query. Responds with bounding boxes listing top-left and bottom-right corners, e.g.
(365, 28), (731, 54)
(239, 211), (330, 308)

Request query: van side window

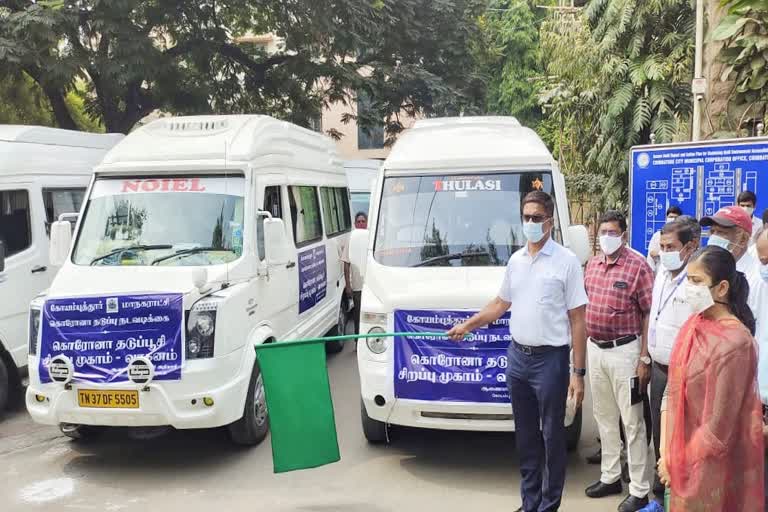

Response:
(0, 189), (32, 257)
(43, 188), (86, 236)
(288, 186), (323, 246)
(258, 186), (284, 260)
(320, 187), (352, 237)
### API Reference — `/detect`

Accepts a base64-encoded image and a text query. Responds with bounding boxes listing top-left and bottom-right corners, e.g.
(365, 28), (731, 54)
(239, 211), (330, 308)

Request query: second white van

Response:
(25, 115), (351, 444)
(348, 117), (590, 448)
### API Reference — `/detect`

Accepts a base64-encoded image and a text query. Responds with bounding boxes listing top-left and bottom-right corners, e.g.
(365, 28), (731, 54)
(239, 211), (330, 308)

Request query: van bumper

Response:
(26, 347), (252, 429)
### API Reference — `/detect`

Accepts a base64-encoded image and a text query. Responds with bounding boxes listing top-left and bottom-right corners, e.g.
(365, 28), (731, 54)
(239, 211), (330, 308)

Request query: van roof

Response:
(384, 116), (554, 171)
(0, 125), (123, 149)
(98, 115), (342, 173)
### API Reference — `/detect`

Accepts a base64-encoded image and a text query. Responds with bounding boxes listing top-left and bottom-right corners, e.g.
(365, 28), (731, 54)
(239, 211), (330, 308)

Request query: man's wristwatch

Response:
(640, 355), (652, 365)
(571, 367), (586, 377)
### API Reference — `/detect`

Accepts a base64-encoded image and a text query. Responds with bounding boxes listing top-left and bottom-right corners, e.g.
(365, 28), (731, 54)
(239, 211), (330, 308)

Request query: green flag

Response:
(256, 339), (340, 473)
(255, 332), (445, 473)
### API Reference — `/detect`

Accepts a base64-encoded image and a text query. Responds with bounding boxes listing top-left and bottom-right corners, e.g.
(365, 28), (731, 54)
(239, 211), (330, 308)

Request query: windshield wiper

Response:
(150, 247), (232, 266)
(90, 245), (173, 266)
(412, 251), (492, 268)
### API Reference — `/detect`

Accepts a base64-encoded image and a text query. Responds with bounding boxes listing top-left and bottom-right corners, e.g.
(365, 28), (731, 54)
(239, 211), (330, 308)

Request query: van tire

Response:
(325, 303), (346, 354)
(361, 398), (388, 443)
(0, 356), (8, 414)
(566, 407), (582, 452)
(227, 361), (269, 446)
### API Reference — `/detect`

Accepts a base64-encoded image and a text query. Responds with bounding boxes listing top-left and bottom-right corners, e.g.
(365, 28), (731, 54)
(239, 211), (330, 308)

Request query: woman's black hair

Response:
(690, 246), (755, 335)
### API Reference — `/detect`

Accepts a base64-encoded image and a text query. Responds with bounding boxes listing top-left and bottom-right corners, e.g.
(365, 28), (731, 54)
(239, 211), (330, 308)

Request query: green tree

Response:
(713, 0), (768, 136)
(478, 0), (543, 127)
(0, 68), (53, 125)
(0, 0), (486, 135)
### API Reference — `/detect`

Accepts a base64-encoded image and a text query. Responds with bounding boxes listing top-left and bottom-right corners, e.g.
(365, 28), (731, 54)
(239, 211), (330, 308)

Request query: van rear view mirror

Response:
(349, 229), (369, 279)
(263, 217), (291, 266)
(567, 225), (591, 265)
(0, 240), (5, 273)
(50, 221), (74, 267)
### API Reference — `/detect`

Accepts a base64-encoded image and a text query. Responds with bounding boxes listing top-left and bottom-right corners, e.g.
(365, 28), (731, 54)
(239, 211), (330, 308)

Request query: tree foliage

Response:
(0, 0), (486, 135)
(538, 1), (694, 208)
(714, 0), (768, 135)
(478, 0), (543, 127)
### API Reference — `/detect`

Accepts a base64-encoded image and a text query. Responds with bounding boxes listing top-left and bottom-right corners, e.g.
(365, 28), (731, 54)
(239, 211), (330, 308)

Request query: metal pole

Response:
(692, 0), (704, 141)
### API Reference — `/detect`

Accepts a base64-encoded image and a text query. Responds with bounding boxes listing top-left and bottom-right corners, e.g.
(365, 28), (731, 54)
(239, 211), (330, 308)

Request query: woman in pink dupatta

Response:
(659, 246), (764, 511)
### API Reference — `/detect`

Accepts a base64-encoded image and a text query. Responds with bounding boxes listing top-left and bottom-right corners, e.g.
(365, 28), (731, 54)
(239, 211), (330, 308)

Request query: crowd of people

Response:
(444, 190), (768, 512)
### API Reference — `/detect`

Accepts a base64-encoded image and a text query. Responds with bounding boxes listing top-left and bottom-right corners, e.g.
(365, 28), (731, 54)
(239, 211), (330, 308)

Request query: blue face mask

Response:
(761, 264), (768, 284)
(707, 234), (731, 251)
(523, 221), (546, 243)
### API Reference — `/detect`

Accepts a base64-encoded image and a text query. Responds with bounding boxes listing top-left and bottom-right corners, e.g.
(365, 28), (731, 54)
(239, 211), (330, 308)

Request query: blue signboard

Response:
(298, 246), (327, 314)
(630, 139), (768, 254)
(40, 294), (184, 384)
(394, 309), (512, 403)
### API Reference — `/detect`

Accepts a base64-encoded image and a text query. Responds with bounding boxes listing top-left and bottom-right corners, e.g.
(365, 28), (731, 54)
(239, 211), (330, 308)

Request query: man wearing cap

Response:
(700, 205), (760, 282)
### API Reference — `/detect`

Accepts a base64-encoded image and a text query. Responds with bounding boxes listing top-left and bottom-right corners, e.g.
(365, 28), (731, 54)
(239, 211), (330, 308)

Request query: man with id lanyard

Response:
(647, 215), (701, 505)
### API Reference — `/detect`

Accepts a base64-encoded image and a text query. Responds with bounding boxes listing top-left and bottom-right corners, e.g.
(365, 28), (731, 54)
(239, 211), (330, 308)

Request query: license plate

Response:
(77, 389), (139, 409)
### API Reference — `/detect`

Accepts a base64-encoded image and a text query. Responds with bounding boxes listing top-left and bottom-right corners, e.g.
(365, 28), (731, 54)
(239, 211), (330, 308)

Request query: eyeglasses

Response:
(522, 214), (550, 223)
(598, 230), (624, 237)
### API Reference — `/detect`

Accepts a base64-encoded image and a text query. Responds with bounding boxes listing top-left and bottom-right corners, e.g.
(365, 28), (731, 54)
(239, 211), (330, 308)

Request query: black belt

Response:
(513, 341), (567, 356)
(590, 334), (638, 350)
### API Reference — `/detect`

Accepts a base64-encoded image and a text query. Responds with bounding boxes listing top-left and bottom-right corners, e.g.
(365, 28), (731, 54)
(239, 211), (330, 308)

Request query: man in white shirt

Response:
(647, 215), (701, 504)
(448, 191), (588, 512)
(646, 206), (682, 273)
(341, 212), (368, 334)
(751, 229), (768, 506)
(700, 205), (759, 282)
(737, 190), (763, 245)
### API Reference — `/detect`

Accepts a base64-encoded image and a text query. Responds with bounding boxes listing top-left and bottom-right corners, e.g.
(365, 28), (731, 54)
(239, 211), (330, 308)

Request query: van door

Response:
(0, 184), (46, 368)
(256, 179), (299, 339)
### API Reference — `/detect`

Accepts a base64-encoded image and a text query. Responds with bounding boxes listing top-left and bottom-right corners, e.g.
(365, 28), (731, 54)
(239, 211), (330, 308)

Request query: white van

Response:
(0, 126), (123, 413)
(348, 117), (590, 447)
(25, 115), (351, 444)
(344, 159), (381, 218)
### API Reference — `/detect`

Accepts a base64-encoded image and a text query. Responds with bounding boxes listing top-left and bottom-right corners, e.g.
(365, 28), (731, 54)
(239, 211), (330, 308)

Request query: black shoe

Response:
(586, 446), (602, 464)
(585, 480), (623, 498)
(617, 494), (649, 512)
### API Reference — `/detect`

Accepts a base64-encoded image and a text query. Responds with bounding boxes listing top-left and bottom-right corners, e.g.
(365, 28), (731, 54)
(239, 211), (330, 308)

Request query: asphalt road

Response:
(0, 344), (639, 512)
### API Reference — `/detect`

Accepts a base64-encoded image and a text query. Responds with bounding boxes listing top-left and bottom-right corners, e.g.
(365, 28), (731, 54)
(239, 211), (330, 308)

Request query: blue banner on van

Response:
(298, 246), (327, 314)
(39, 294), (183, 383)
(394, 309), (512, 403)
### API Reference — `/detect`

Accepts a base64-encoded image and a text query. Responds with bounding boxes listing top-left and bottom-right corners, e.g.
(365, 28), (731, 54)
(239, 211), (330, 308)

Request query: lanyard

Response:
(656, 271), (686, 321)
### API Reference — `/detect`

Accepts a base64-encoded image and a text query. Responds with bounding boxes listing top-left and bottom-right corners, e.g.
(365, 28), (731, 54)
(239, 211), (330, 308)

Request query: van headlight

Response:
(29, 308), (41, 356)
(366, 327), (388, 354)
(186, 302), (217, 359)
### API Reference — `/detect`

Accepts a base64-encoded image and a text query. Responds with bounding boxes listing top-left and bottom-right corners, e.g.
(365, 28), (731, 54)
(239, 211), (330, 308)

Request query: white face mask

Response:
(742, 206), (755, 217)
(599, 234), (623, 256)
(685, 281), (715, 314)
(666, 216), (677, 223)
(707, 234), (731, 251)
(523, 221), (546, 243)
(760, 264), (768, 284)
(660, 250), (685, 271)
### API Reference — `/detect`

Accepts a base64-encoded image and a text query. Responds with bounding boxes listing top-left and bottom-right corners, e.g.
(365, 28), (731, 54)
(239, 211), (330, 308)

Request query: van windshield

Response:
(72, 176), (245, 267)
(374, 172), (558, 267)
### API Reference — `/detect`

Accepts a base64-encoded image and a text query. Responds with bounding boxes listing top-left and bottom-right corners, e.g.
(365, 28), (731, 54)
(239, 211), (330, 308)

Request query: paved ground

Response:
(0, 345), (642, 512)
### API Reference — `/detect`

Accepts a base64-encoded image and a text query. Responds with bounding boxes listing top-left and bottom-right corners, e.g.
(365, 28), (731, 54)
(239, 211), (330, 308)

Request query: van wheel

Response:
(566, 407), (583, 452)
(0, 356), (9, 414)
(325, 303), (346, 354)
(361, 398), (388, 443)
(228, 362), (269, 446)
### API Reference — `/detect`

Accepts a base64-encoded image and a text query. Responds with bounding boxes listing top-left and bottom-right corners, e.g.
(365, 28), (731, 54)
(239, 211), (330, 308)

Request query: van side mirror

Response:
(50, 221), (73, 267)
(263, 217), (292, 266)
(0, 240), (5, 272)
(349, 229), (370, 279)
(567, 225), (591, 265)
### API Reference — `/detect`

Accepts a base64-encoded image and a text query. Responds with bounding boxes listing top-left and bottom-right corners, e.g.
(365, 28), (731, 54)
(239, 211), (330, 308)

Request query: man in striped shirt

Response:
(583, 211), (654, 512)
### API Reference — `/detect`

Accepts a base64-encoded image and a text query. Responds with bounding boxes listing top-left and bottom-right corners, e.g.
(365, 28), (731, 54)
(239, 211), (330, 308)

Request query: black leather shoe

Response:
(617, 494), (649, 512)
(585, 480), (623, 498)
(586, 445), (602, 464)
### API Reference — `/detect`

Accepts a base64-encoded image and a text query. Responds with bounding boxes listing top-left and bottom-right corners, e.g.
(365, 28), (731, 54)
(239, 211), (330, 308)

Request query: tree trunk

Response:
(22, 66), (79, 131)
(701, 0), (730, 138)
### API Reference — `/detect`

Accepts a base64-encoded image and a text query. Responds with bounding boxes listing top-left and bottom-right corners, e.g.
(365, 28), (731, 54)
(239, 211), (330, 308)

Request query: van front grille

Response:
(420, 412), (513, 421)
